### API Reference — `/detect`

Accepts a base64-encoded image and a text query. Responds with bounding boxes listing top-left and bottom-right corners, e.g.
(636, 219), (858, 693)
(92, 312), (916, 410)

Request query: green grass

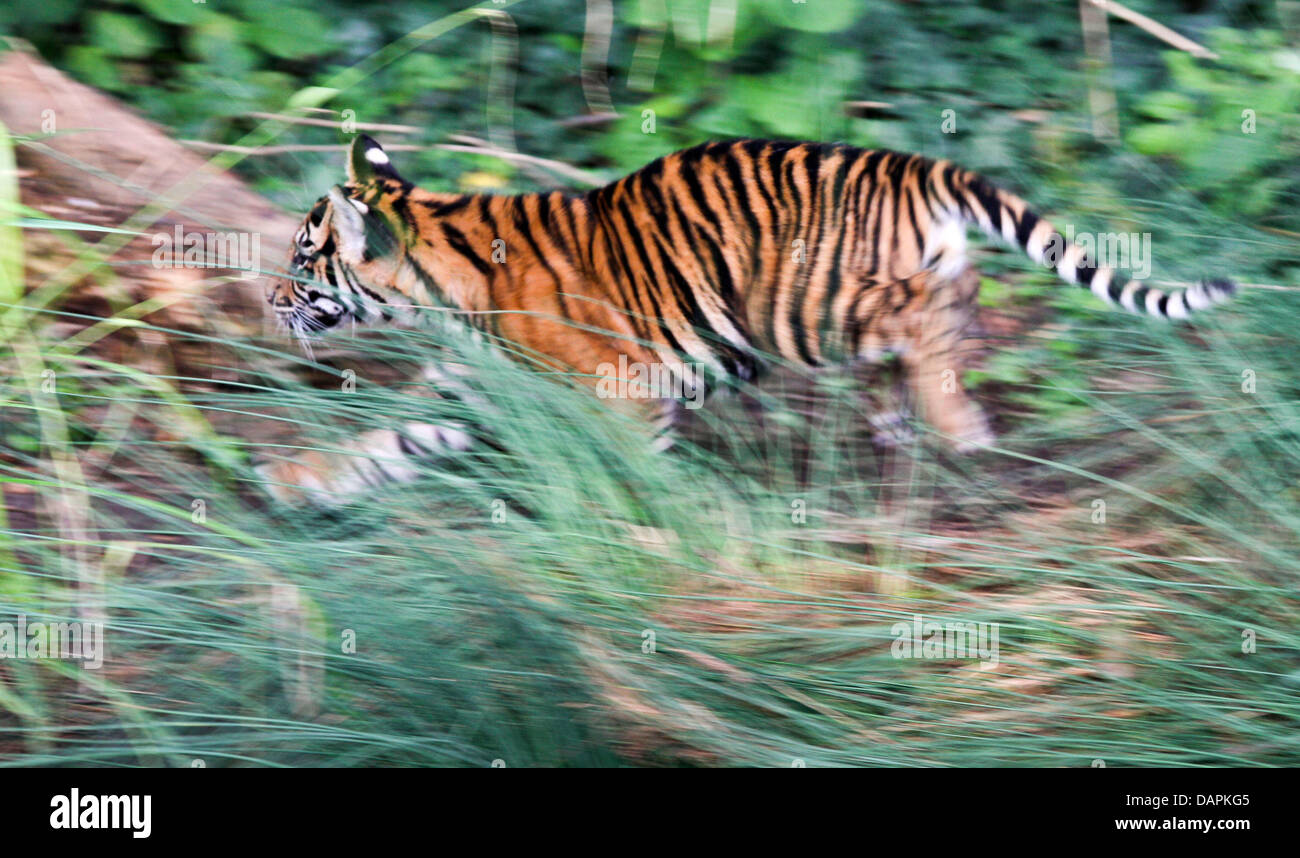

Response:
(2, 268), (1298, 766)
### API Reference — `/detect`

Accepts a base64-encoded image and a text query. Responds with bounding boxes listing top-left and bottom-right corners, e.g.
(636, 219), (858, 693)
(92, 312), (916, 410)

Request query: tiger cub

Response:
(261, 135), (1234, 503)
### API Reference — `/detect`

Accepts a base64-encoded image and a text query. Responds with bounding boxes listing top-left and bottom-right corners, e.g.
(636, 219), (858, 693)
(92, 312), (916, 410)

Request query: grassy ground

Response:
(2, 240), (1298, 765)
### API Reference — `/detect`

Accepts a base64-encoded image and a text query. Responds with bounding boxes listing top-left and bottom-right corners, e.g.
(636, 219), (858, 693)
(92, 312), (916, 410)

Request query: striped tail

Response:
(936, 164), (1236, 319)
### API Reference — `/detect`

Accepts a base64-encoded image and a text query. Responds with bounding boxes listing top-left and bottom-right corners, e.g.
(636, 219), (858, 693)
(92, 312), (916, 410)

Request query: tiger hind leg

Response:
(851, 264), (992, 452)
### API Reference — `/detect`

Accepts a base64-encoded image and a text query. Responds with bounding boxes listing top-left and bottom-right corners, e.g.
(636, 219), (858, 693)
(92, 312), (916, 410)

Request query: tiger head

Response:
(268, 135), (411, 340)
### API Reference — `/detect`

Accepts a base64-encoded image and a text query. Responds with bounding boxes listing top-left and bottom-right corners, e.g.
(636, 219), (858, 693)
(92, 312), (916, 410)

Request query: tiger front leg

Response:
(256, 422), (474, 506)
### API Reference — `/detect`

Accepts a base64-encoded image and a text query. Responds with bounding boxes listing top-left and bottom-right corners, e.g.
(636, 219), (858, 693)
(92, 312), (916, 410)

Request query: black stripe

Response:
(902, 181), (924, 258)
(942, 166), (968, 218)
(612, 198), (688, 355)
(803, 143), (824, 195)
(406, 256), (442, 303)
(477, 196), (498, 237)
(857, 151), (887, 254)
(511, 196), (572, 316)
(678, 159), (727, 240)
(677, 142), (711, 169)
(744, 143), (780, 232)
(815, 156), (851, 345)
(537, 193), (575, 261)
(966, 175), (1002, 234)
(1016, 209), (1040, 248)
(668, 191), (738, 314)
(818, 195), (851, 360)
(635, 164), (673, 230)
(787, 146), (825, 366)
(555, 194), (587, 267)
(420, 195), (472, 217)
(590, 199), (648, 325)
(441, 223), (494, 277)
(862, 152), (891, 279)
(651, 231), (721, 346)
(720, 150), (761, 244)
(892, 276), (913, 313)
(1130, 286), (1149, 312)
(389, 191), (415, 241)
(1107, 273), (1127, 303)
(785, 156), (802, 243)
(887, 154), (909, 259)
(397, 433), (428, 458)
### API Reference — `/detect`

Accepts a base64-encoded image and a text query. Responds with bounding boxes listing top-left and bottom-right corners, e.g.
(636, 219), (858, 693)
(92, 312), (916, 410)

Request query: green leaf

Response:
(63, 45), (122, 91)
(89, 11), (161, 60)
(1133, 91), (1196, 121)
(287, 87), (340, 112)
(241, 7), (335, 60)
(760, 0), (859, 34)
(131, 0), (215, 27)
(1127, 122), (1189, 158)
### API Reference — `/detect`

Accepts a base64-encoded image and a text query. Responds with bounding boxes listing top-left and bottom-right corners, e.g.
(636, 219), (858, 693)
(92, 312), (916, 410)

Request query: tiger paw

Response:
(869, 409), (917, 448)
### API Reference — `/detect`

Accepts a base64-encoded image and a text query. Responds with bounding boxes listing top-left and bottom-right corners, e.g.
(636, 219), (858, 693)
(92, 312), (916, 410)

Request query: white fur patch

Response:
(1057, 259), (1075, 284)
(1186, 284), (1212, 311)
(925, 218), (968, 279)
(349, 198), (369, 214)
(406, 423), (474, 454)
(1089, 267), (1113, 303)
(1119, 282), (1141, 313)
(1025, 221), (1053, 265)
(1166, 292), (1189, 319)
(999, 210), (1017, 245)
(1057, 243), (1083, 284)
(365, 147), (390, 165)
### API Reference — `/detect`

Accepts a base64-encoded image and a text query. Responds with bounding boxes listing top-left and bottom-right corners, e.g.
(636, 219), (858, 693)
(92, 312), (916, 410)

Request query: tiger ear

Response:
(327, 185), (368, 265)
(346, 134), (401, 184)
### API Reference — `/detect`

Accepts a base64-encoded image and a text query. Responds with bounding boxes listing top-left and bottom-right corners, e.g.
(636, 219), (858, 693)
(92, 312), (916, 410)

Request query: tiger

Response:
(260, 134), (1235, 503)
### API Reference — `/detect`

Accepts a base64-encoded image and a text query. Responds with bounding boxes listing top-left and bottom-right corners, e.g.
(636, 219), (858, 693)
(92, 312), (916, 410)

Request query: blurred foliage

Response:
(1130, 28), (1300, 224)
(2, 0), (1296, 450)
(0, 1), (1292, 217)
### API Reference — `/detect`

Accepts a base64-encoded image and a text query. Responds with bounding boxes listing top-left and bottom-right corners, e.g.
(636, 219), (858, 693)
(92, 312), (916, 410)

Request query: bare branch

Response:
(178, 139), (606, 187)
(436, 143), (604, 187)
(1079, 0), (1119, 140)
(244, 112), (422, 134)
(1089, 0), (1218, 60)
(180, 141), (427, 155)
